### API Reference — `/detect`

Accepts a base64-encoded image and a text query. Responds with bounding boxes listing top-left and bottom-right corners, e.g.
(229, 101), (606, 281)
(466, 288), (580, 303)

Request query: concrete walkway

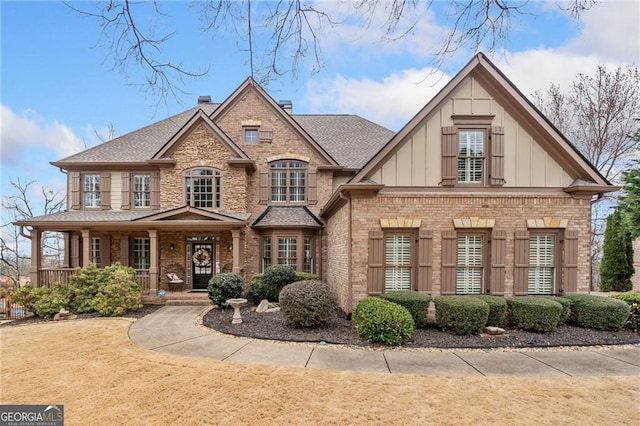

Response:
(129, 306), (640, 377)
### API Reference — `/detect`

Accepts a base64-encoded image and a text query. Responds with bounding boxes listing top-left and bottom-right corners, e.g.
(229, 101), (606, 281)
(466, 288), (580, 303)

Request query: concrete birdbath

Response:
(226, 298), (248, 324)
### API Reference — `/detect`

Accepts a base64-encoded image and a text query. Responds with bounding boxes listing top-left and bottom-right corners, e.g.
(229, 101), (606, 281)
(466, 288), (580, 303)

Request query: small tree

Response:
(600, 210), (634, 292)
(619, 165), (640, 238)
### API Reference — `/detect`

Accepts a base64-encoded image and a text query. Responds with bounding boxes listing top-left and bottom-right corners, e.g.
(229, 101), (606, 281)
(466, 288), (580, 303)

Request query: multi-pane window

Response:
(91, 237), (101, 267)
(457, 234), (484, 294)
(270, 161), (307, 203)
(384, 234), (412, 292)
(458, 130), (485, 183)
(262, 238), (272, 271)
(133, 174), (150, 208)
(244, 128), (259, 144)
(185, 169), (221, 208)
(528, 235), (555, 294)
(278, 238), (297, 268)
(83, 174), (101, 207)
(303, 238), (313, 274)
(133, 238), (150, 270)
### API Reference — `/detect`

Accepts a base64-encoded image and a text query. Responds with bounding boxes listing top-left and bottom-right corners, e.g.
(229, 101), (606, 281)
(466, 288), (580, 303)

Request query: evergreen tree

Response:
(600, 209), (634, 292)
(619, 165), (640, 238)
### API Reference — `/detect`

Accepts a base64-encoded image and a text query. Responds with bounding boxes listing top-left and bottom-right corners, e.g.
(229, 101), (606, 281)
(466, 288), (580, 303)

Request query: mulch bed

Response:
(0, 304), (164, 328)
(203, 306), (640, 349)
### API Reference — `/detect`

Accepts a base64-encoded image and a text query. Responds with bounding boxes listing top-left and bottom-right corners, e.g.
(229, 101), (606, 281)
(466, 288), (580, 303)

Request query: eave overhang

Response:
(320, 183), (385, 219)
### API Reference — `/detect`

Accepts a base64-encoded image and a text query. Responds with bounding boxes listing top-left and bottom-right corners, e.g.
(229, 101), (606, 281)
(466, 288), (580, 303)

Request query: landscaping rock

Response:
(484, 326), (505, 335)
(54, 309), (77, 321)
(256, 300), (280, 313)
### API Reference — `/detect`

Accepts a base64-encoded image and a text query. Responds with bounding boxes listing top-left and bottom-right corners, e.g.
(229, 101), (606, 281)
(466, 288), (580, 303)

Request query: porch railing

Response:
(38, 268), (151, 294)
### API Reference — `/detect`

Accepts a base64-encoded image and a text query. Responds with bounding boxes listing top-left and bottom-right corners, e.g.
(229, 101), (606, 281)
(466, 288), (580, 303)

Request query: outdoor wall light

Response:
(169, 243), (176, 252)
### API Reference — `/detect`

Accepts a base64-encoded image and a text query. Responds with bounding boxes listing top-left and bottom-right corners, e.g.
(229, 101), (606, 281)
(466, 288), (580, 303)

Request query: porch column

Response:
(149, 230), (158, 294)
(231, 229), (242, 274)
(62, 232), (70, 268)
(29, 229), (42, 286)
(81, 229), (91, 267)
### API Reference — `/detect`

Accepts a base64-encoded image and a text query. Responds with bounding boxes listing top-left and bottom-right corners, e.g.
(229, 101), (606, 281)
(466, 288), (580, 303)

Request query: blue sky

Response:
(1, 0), (639, 210)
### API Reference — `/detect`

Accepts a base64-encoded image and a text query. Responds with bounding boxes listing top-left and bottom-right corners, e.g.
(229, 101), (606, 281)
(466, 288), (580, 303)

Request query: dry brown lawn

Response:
(1, 318), (638, 425)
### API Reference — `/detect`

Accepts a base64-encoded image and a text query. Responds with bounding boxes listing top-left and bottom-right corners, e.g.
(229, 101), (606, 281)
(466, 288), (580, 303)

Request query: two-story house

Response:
(18, 53), (616, 311)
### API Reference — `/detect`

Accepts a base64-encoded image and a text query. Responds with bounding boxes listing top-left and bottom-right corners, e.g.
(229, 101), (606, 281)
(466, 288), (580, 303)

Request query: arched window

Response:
(184, 168), (221, 208)
(270, 160), (307, 203)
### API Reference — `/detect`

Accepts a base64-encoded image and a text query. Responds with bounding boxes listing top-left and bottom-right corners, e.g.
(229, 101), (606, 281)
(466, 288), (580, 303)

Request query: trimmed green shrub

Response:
(66, 263), (103, 312)
(564, 294), (630, 331)
(246, 275), (269, 305)
(353, 297), (415, 345)
(600, 209), (634, 292)
(279, 280), (338, 328)
(612, 293), (640, 331)
(294, 272), (319, 282)
(261, 265), (296, 302)
(434, 296), (489, 335)
(32, 288), (67, 319)
(468, 295), (508, 327)
(11, 285), (42, 313)
(208, 273), (245, 308)
(538, 296), (572, 325)
(381, 291), (431, 328)
(93, 267), (143, 316)
(506, 297), (563, 332)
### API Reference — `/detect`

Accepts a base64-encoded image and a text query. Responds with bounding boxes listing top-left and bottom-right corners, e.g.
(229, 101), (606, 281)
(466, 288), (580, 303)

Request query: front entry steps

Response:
(164, 290), (211, 306)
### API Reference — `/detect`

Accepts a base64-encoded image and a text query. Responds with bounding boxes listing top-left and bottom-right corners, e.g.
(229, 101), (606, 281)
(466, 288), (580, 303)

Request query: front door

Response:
(192, 243), (214, 290)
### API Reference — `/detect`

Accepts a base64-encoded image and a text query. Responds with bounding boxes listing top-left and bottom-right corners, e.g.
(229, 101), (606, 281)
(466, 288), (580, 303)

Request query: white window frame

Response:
(457, 129), (485, 184)
(456, 233), (484, 294)
(244, 128), (259, 144)
(133, 174), (151, 208)
(133, 237), (150, 270)
(528, 234), (556, 295)
(83, 174), (101, 208)
(185, 168), (221, 208)
(270, 161), (307, 203)
(91, 237), (101, 267)
(384, 233), (413, 293)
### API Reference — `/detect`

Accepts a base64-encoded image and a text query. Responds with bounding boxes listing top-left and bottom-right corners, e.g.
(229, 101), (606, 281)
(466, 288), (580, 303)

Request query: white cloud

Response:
(302, 67), (450, 130)
(565, 0), (640, 63)
(0, 105), (85, 166)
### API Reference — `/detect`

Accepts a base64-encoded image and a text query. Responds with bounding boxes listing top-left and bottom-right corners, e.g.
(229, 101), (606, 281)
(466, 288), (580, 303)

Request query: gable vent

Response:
(197, 95), (212, 105)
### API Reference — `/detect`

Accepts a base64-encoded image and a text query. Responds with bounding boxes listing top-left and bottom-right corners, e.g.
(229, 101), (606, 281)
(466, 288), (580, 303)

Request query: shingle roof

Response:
(53, 104), (393, 168)
(293, 115), (394, 168)
(252, 206), (323, 228)
(17, 210), (155, 223)
(55, 103), (219, 164)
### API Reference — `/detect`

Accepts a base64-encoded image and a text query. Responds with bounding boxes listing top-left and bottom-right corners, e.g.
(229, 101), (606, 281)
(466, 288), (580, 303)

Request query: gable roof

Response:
(51, 80), (392, 169)
(210, 77), (340, 166)
(53, 103), (219, 165)
(151, 109), (249, 160)
(351, 52), (613, 189)
(252, 206), (323, 228)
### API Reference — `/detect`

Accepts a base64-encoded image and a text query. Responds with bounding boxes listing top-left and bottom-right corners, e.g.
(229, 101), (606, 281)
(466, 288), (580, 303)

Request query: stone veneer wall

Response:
(346, 192), (592, 307)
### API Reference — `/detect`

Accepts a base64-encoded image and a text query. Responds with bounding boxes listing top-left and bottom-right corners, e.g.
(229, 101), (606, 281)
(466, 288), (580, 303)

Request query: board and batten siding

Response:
(110, 171), (122, 210)
(368, 76), (573, 188)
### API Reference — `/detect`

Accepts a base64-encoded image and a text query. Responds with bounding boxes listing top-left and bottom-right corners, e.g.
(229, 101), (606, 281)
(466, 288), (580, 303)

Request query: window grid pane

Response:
(528, 235), (555, 294)
(133, 175), (150, 207)
(133, 238), (150, 270)
(458, 131), (484, 183)
(185, 169), (220, 208)
(91, 237), (101, 267)
(263, 238), (272, 271)
(245, 129), (258, 143)
(456, 235), (483, 294)
(303, 238), (313, 273)
(84, 174), (101, 207)
(278, 238), (297, 269)
(270, 161), (307, 202)
(384, 234), (411, 292)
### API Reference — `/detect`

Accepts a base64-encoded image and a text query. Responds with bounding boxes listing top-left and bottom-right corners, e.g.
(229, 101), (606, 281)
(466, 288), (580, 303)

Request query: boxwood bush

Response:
(353, 297), (414, 345)
(93, 267), (143, 316)
(563, 294), (630, 331)
(434, 296), (489, 335)
(207, 273), (245, 308)
(537, 296), (572, 325)
(294, 272), (319, 282)
(380, 291), (431, 328)
(611, 293), (640, 331)
(468, 295), (508, 327)
(506, 297), (563, 332)
(279, 280), (337, 328)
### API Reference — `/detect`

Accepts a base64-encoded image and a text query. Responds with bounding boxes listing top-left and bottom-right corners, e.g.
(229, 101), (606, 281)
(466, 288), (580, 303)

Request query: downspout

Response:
(338, 190), (353, 313)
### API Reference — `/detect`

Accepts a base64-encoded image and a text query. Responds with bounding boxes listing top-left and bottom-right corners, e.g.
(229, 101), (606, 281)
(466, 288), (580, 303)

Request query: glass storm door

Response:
(192, 243), (213, 289)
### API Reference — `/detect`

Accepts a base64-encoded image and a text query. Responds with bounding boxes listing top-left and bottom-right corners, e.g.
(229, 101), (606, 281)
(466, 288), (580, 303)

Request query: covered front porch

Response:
(19, 207), (250, 302)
